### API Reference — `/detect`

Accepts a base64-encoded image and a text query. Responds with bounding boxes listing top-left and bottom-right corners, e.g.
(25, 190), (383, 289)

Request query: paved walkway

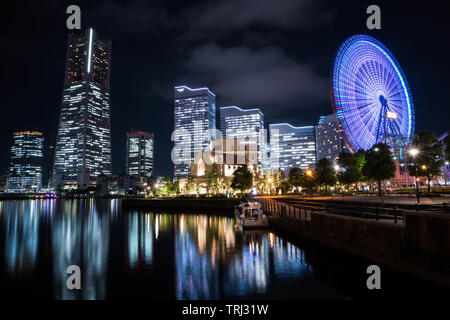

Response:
(326, 195), (449, 206)
(263, 194), (449, 205)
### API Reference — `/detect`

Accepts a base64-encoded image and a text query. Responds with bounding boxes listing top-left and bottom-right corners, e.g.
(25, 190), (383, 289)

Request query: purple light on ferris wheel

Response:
(331, 34), (415, 152)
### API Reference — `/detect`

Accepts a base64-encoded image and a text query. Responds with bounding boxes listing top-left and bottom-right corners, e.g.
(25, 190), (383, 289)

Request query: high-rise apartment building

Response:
(219, 106), (266, 172)
(52, 28), (112, 189)
(269, 123), (316, 173)
(7, 130), (44, 192)
(315, 113), (347, 162)
(173, 86), (216, 178)
(126, 131), (154, 182)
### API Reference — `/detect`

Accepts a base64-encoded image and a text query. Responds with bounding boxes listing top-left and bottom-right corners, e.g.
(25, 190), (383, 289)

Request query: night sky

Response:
(1, 0), (449, 180)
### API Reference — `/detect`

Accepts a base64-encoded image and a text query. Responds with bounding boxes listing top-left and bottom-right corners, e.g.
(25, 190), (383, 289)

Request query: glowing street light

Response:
(445, 161), (449, 187)
(305, 169), (313, 177)
(408, 148), (420, 203)
(408, 148), (419, 157)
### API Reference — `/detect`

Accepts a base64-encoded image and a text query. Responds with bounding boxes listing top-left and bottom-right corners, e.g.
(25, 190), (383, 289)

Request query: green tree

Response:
(336, 151), (362, 191)
(205, 171), (218, 195)
(253, 172), (265, 194)
(300, 169), (316, 194)
(185, 175), (194, 194)
(273, 169), (291, 194)
(231, 165), (253, 196)
(315, 158), (337, 194)
(159, 176), (172, 196)
(408, 131), (444, 193)
(287, 168), (303, 191)
(362, 143), (396, 196)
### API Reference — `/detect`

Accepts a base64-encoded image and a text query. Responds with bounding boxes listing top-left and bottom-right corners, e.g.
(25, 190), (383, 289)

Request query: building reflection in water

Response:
(224, 231), (311, 297)
(175, 215), (235, 299)
(126, 212), (154, 270)
(173, 214), (312, 299)
(2, 203), (315, 299)
(52, 199), (113, 300)
(3, 200), (42, 275)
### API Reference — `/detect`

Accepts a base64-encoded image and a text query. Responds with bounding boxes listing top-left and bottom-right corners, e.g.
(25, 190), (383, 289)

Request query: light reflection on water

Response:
(1, 199), (345, 300)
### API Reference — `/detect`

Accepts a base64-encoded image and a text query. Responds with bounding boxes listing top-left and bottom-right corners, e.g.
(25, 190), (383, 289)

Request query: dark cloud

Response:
(86, 0), (170, 36)
(180, 43), (329, 113)
(185, 0), (336, 32)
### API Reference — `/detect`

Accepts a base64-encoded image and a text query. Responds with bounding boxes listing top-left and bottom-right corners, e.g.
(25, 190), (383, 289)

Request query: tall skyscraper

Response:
(315, 113), (347, 162)
(7, 130), (44, 192)
(269, 123), (316, 173)
(52, 28), (112, 189)
(126, 131), (154, 182)
(220, 106), (267, 172)
(173, 86), (216, 178)
(47, 132), (56, 187)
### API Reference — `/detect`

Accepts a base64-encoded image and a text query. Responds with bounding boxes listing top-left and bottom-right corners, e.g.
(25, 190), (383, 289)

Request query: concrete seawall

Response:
(260, 199), (450, 287)
(122, 198), (240, 214)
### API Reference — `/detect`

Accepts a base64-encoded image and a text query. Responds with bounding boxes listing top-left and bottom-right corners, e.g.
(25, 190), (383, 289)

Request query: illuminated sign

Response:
(385, 111), (398, 119)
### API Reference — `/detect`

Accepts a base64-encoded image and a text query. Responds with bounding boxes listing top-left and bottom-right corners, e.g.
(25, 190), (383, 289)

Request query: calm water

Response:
(0, 199), (445, 300)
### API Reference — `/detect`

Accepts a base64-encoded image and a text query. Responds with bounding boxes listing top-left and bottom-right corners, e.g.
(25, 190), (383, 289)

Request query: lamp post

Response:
(409, 148), (420, 203)
(305, 169), (313, 197)
(445, 161), (449, 188)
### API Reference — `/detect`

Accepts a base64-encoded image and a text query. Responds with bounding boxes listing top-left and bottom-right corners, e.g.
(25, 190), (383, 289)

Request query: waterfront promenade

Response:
(297, 194), (450, 206)
(258, 196), (450, 288)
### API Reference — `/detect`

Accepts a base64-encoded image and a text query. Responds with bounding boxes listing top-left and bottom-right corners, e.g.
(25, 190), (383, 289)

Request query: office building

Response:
(173, 86), (216, 178)
(315, 113), (347, 162)
(126, 131), (154, 182)
(7, 130), (44, 192)
(220, 106), (266, 172)
(52, 28), (112, 189)
(269, 123), (316, 173)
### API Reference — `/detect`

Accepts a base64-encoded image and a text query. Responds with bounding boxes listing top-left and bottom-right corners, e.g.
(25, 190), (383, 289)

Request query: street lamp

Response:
(445, 161), (449, 188)
(408, 148), (420, 203)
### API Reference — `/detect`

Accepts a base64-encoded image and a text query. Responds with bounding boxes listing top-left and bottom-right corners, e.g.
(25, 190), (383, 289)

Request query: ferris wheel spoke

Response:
(367, 107), (383, 137)
(383, 69), (395, 93)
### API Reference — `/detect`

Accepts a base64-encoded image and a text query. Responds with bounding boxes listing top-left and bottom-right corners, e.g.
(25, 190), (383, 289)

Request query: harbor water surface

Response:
(0, 199), (444, 300)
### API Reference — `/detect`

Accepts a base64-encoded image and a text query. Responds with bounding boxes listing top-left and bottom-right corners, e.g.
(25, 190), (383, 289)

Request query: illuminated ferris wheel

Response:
(331, 34), (415, 152)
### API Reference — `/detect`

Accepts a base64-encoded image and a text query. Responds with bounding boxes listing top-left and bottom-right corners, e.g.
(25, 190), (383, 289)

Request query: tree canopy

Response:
(231, 165), (253, 196)
(336, 151), (362, 188)
(287, 167), (303, 189)
(315, 158), (337, 193)
(408, 130), (444, 193)
(362, 143), (396, 196)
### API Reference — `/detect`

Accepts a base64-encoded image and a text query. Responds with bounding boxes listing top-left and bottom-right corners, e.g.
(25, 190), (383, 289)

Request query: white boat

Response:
(234, 200), (269, 229)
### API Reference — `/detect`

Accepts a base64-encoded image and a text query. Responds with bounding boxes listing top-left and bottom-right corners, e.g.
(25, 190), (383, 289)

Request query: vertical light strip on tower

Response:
(87, 28), (93, 74)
